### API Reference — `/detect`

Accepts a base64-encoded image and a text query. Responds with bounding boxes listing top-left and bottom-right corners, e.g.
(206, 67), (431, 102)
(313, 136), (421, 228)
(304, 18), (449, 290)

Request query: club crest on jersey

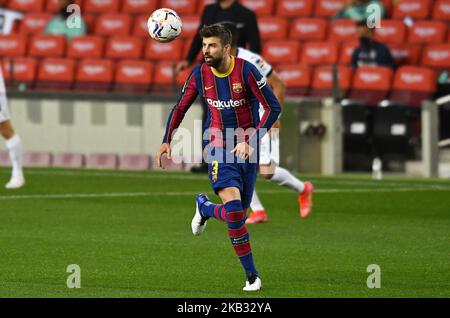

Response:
(232, 82), (243, 93)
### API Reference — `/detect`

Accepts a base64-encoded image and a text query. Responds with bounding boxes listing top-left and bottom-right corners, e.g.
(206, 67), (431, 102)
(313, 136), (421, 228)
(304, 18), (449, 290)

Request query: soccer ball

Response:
(147, 8), (182, 43)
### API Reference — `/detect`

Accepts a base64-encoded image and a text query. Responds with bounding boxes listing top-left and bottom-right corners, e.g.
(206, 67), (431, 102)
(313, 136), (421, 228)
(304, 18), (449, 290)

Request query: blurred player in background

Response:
(157, 24), (281, 291)
(222, 22), (314, 224)
(0, 0), (25, 189)
(45, 0), (87, 39)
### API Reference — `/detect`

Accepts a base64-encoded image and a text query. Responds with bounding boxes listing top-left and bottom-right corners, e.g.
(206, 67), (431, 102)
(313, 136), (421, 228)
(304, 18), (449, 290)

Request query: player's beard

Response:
(204, 53), (223, 69)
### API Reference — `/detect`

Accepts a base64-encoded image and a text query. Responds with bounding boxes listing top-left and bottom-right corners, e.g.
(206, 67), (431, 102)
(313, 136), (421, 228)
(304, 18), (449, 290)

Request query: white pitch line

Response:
(1, 187), (449, 201)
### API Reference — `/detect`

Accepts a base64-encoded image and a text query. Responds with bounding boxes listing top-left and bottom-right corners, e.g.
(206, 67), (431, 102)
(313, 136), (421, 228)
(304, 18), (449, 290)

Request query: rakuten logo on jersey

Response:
(206, 98), (247, 109)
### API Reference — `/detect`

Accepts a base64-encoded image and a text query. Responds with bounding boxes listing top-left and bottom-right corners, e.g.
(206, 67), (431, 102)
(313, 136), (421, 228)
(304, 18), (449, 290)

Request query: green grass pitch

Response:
(0, 167), (449, 298)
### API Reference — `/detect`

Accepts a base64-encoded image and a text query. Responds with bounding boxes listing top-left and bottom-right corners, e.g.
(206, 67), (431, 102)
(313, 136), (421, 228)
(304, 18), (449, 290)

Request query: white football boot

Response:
(243, 276), (262, 292)
(191, 194), (210, 236)
(5, 175), (25, 189)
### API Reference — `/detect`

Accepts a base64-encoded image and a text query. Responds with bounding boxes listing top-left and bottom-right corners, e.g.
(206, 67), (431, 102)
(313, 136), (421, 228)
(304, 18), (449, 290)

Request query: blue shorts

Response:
(206, 147), (258, 210)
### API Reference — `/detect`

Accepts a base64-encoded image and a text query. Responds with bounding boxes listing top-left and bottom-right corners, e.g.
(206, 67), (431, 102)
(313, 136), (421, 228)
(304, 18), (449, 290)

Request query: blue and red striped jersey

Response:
(162, 56), (281, 147)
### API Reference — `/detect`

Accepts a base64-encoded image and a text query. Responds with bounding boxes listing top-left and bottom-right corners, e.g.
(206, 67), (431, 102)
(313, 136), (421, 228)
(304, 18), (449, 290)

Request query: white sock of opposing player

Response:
(250, 190), (265, 212)
(5, 134), (24, 179)
(270, 166), (304, 194)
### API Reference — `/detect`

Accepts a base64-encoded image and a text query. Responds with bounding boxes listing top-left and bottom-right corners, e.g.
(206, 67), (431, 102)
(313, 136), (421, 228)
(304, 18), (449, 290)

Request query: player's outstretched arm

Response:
(156, 143), (172, 169)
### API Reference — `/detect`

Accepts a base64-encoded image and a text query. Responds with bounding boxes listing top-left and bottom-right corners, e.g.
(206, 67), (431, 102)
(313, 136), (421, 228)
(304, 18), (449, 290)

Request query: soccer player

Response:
(222, 22), (314, 224)
(0, 1), (25, 189)
(156, 24), (281, 291)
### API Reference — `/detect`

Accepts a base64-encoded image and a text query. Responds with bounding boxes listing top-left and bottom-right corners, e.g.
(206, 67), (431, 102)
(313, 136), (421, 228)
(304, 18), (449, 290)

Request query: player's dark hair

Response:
(199, 24), (232, 46)
(220, 22), (239, 48)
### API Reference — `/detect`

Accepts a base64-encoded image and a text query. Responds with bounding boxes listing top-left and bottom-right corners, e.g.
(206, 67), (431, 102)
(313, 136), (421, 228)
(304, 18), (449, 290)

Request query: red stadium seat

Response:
(338, 41), (359, 65)
(67, 36), (105, 59)
(388, 66), (437, 107)
(380, 0), (394, 17)
(310, 65), (353, 97)
(2, 57), (37, 88)
(388, 43), (422, 65)
(0, 34), (27, 57)
(160, 0), (198, 15)
(95, 14), (132, 37)
(145, 40), (183, 61)
(23, 152), (52, 168)
(290, 18), (327, 41)
(7, 0), (44, 12)
(315, 0), (346, 17)
(86, 153), (119, 170)
(241, 0), (275, 16)
(105, 36), (143, 60)
(53, 153), (85, 168)
(408, 21), (448, 44)
(179, 16), (200, 40)
(83, 13), (97, 34)
(328, 19), (358, 42)
(182, 39), (202, 63)
(152, 61), (176, 92)
(133, 15), (150, 38)
(84, 0), (121, 14)
(276, 64), (311, 96)
(114, 60), (153, 93)
(374, 20), (407, 44)
(262, 41), (300, 64)
(176, 65), (195, 86)
(348, 66), (394, 106)
(19, 13), (53, 35)
(36, 58), (75, 91)
(119, 154), (152, 170)
(257, 17), (288, 40)
(122, 0), (158, 14)
(74, 59), (114, 91)
(276, 0), (314, 17)
(392, 0), (432, 19)
(433, 0), (450, 20)
(46, 0), (83, 12)
(421, 44), (450, 70)
(28, 35), (66, 58)
(300, 42), (338, 66)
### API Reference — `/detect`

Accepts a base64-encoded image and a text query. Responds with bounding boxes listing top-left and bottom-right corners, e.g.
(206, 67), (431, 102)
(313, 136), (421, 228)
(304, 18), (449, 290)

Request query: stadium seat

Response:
(86, 153), (119, 170)
(0, 151), (10, 167)
(262, 40), (300, 64)
(182, 39), (202, 64)
(122, 0), (158, 14)
(46, 0), (83, 12)
(132, 15), (150, 38)
(145, 40), (183, 61)
(408, 21), (448, 44)
(392, 0), (432, 19)
(152, 61), (176, 92)
(160, 0), (198, 15)
(290, 18), (327, 41)
(19, 13), (53, 35)
(374, 20), (407, 44)
(7, 0), (44, 12)
(105, 36), (144, 60)
(348, 66), (394, 106)
(338, 41), (359, 65)
(387, 66), (437, 108)
(179, 16), (200, 40)
(119, 154), (152, 170)
(67, 36), (105, 59)
(257, 17), (288, 40)
(95, 14), (132, 37)
(0, 34), (27, 57)
(240, 0), (275, 16)
(35, 58), (75, 91)
(388, 43), (422, 66)
(433, 0), (450, 20)
(84, 0), (121, 14)
(421, 44), (450, 71)
(300, 41), (338, 66)
(176, 65), (195, 86)
(314, 0), (346, 18)
(310, 65), (352, 97)
(74, 59), (114, 92)
(1, 57), (37, 88)
(53, 153), (85, 168)
(23, 151), (52, 167)
(328, 19), (358, 42)
(28, 35), (66, 58)
(276, 0), (314, 17)
(114, 60), (153, 93)
(276, 64), (311, 96)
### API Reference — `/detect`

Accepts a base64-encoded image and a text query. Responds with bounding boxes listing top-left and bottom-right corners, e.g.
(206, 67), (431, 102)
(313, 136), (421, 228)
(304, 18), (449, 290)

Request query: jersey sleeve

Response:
(245, 63), (281, 144)
(162, 70), (199, 144)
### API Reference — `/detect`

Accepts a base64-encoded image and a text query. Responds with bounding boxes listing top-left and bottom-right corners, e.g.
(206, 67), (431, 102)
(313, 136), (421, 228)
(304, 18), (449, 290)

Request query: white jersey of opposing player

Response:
(236, 47), (279, 165)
